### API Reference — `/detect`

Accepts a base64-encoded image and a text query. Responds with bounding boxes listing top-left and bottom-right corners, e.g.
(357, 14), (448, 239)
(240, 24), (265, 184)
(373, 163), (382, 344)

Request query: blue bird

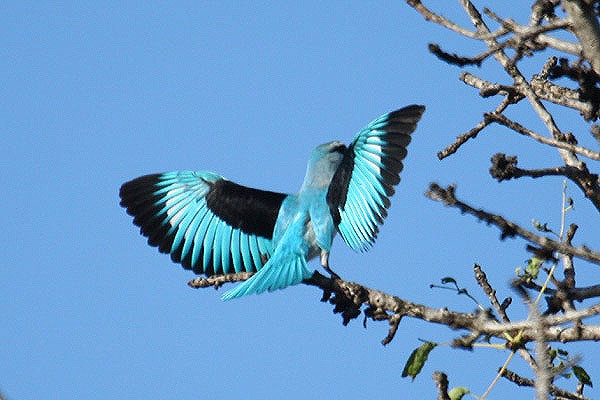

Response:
(119, 105), (425, 300)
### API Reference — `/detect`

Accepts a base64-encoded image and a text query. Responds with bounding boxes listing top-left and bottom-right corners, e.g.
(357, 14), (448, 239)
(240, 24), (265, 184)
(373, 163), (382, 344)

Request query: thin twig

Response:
(405, 0), (510, 40)
(480, 350), (517, 399)
(501, 368), (590, 400)
(438, 97), (513, 159)
(460, 71), (596, 119)
(486, 113), (600, 161)
(474, 264), (509, 322)
(425, 183), (600, 265)
(483, 7), (582, 55)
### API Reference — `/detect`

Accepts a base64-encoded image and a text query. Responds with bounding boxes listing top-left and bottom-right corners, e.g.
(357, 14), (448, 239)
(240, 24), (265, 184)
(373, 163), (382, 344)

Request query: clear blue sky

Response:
(3, 1), (599, 399)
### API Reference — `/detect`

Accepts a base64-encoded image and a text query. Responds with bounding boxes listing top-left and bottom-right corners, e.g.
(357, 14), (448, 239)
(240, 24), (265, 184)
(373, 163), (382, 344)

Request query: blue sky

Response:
(3, 1), (600, 399)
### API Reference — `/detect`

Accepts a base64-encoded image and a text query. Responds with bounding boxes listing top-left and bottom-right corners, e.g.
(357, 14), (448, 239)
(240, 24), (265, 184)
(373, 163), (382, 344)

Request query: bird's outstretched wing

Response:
(326, 105), (425, 251)
(120, 171), (287, 276)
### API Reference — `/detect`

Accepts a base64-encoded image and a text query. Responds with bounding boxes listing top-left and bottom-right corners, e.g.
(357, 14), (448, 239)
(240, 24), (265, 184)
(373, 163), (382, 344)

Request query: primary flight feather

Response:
(119, 105), (425, 300)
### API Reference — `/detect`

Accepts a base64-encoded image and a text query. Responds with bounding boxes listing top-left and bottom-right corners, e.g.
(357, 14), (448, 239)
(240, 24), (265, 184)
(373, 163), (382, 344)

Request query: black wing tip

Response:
(120, 173), (208, 276)
(119, 173), (163, 206)
(387, 105), (426, 121)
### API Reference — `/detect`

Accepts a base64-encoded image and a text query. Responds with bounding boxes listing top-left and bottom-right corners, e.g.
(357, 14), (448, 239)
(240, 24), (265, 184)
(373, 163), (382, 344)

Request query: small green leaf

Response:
(402, 342), (437, 381)
(441, 277), (457, 285)
(573, 365), (593, 387)
(527, 258), (542, 275)
(519, 257), (542, 281)
(448, 387), (470, 400)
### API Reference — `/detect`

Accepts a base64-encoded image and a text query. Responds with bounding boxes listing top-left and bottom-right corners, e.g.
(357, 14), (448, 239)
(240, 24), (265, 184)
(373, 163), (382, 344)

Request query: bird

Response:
(119, 105), (425, 300)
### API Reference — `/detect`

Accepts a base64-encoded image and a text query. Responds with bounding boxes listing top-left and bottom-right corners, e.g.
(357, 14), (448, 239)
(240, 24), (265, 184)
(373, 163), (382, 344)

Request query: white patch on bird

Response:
(165, 189), (185, 209)
(168, 206), (188, 227)
(364, 143), (383, 156)
(362, 157), (381, 177)
(360, 140), (383, 177)
(165, 188), (190, 227)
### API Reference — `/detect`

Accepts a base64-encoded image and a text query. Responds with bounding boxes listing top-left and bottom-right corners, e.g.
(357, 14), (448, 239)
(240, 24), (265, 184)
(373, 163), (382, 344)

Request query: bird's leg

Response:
(320, 250), (340, 280)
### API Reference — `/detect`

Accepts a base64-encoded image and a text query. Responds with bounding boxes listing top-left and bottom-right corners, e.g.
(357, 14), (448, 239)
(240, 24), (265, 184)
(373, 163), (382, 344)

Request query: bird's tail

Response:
(222, 247), (312, 300)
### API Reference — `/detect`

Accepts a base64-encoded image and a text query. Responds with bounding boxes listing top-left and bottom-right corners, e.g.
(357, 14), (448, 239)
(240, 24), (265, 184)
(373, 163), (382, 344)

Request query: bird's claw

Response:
(323, 265), (341, 280)
(320, 251), (341, 279)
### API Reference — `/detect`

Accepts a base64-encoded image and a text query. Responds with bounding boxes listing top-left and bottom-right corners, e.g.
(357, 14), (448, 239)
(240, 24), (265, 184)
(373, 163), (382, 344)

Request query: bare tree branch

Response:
(425, 183), (600, 265)
(501, 368), (590, 400)
(563, 0), (600, 77)
(406, 0), (510, 40)
(188, 272), (255, 289)
(489, 153), (575, 181)
(485, 113), (600, 160)
(514, 286), (551, 399)
(188, 270), (600, 344)
(483, 7), (583, 55)
(460, 67), (597, 121)
(400, 1), (599, 396)
(481, 304), (600, 334)
(474, 264), (511, 322)
(432, 371), (451, 400)
(474, 264), (541, 370)
(428, 20), (571, 67)
(459, 0), (600, 212)
(437, 97), (514, 159)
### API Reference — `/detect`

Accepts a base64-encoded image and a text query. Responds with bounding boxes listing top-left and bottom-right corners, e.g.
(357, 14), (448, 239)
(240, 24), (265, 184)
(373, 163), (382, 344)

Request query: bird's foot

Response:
(320, 250), (341, 279)
(323, 265), (341, 280)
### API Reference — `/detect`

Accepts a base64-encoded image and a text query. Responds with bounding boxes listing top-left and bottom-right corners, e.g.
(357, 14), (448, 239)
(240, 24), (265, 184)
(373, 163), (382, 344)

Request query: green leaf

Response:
(402, 342), (437, 381)
(441, 277), (457, 285)
(573, 366), (593, 387)
(526, 258), (542, 276)
(448, 387), (470, 400)
(516, 258), (545, 282)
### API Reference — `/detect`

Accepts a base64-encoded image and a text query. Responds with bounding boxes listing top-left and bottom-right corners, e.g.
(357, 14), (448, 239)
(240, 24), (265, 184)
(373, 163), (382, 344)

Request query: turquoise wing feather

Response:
(120, 171), (287, 276)
(327, 105), (425, 252)
(222, 213), (313, 300)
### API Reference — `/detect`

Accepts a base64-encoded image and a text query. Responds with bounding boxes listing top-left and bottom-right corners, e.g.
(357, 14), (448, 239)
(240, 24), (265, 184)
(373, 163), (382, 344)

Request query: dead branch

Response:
(563, 0), (600, 77)
(432, 371), (451, 400)
(188, 270), (600, 345)
(437, 97), (515, 160)
(485, 113), (600, 160)
(425, 183), (600, 264)
(501, 368), (590, 400)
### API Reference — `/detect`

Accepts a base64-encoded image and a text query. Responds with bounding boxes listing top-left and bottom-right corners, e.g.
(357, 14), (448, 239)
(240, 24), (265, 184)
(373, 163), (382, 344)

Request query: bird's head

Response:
(302, 141), (347, 189)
